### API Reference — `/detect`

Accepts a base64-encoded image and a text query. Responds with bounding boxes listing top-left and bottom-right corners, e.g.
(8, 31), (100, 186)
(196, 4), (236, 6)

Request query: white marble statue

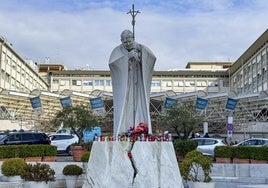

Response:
(109, 29), (156, 136)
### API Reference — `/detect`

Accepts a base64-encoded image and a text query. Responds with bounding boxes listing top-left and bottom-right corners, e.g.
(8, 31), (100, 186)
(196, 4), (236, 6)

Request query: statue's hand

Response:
(129, 49), (140, 62)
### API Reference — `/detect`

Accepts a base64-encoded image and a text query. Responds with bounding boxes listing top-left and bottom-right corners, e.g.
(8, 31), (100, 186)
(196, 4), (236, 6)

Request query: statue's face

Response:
(121, 35), (134, 51)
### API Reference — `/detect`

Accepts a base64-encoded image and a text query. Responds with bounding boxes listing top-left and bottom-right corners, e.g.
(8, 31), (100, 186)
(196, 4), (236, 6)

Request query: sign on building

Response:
(60, 96), (72, 108)
(89, 97), (106, 117)
(226, 98), (238, 111)
(29, 96), (43, 115)
(164, 97), (176, 109)
(196, 97), (208, 110)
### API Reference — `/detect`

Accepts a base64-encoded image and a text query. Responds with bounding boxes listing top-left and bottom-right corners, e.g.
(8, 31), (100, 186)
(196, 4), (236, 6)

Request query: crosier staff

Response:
(127, 4), (140, 40)
(127, 4), (140, 128)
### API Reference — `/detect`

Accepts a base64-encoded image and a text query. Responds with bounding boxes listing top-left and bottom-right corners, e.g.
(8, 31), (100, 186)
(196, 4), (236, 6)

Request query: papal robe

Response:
(109, 43), (156, 136)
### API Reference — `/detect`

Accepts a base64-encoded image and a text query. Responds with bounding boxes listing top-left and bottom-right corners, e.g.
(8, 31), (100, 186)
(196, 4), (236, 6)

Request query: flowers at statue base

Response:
(95, 122), (172, 142)
(126, 122), (149, 141)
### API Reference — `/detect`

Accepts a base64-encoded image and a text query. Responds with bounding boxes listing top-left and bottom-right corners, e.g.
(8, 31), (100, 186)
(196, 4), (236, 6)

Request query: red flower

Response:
(135, 123), (148, 134)
(128, 151), (132, 158)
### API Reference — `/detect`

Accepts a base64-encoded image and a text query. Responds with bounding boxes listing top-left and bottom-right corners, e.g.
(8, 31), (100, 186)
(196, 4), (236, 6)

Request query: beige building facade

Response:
(0, 36), (48, 92)
(46, 65), (230, 95)
(0, 29), (268, 140)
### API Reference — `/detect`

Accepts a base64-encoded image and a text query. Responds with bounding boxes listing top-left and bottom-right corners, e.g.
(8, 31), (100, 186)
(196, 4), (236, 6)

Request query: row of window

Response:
(53, 79), (222, 88)
(1, 52), (47, 91)
(234, 46), (268, 83)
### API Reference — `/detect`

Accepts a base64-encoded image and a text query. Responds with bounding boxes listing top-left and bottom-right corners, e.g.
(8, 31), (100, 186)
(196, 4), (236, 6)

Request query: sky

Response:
(0, 0), (267, 71)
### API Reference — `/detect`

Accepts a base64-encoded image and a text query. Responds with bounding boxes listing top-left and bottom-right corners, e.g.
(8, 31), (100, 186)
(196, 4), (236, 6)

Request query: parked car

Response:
(192, 137), (226, 158)
(56, 128), (74, 135)
(0, 132), (51, 145)
(0, 133), (8, 140)
(234, 138), (268, 146)
(49, 133), (78, 155)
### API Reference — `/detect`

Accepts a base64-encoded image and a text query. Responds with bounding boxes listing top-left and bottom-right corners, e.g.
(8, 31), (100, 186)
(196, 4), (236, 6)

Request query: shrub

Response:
(81, 152), (90, 162)
(251, 147), (267, 160)
(265, 146), (268, 161)
(173, 139), (198, 158)
(232, 146), (251, 159)
(0, 145), (54, 158)
(20, 145), (44, 158)
(62, 164), (83, 176)
(1, 158), (27, 176)
(214, 146), (233, 158)
(20, 163), (55, 183)
(0, 146), (20, 158)
(43, 145), (57, 156)
(179, 150), (213, 182)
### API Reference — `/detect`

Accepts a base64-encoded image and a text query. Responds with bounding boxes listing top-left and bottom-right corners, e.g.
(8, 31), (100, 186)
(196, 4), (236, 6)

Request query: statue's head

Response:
(121, 30), (134, 51)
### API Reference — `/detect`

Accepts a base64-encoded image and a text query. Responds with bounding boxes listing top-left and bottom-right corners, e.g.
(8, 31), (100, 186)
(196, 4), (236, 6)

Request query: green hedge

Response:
(214, 146), (233, 158)
(250, 146), (268, 160)
(0, 145), (57, 159)
(43, 145), (57, 156)
(215, 146), (268, 161)
(233, 146), (251, 159)
(0, 146), (20, 158)
(173, 139), (198, 157)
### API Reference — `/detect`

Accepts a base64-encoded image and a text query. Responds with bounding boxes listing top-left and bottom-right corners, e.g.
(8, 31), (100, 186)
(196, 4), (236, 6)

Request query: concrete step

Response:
(0, 182), (25, 188)
(212, 177), (268, 188)
(237, 185), (268, 188)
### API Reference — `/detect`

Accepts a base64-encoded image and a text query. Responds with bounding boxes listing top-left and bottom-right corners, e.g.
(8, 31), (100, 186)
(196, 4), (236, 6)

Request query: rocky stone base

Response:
(83, 141), (184, 188)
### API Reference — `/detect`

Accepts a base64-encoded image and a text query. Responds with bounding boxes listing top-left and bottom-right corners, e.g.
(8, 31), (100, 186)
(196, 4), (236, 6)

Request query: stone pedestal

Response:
(83, 141), (184, 188)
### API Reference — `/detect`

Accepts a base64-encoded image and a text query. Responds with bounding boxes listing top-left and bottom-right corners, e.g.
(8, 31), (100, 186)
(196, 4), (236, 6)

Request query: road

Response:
(55, 153), (74, 162)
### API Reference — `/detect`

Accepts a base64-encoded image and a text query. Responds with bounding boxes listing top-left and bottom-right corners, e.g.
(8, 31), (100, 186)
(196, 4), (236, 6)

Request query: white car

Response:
(234, 138), (268, 147)
(49, 133), (78, 155)
(192, 137), (226, 158)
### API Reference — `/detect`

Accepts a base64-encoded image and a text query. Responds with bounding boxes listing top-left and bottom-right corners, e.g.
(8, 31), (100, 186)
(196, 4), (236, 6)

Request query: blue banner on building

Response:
(196, 97), (208, 110)
(90, 97), (104, 109)
(164, 97), (176, 108)
(30, 96), (42, 109)
(60, 96), (72, 108)
(89, 97), (105, 116)
(226, 98), (238, 110)
(29, 96), (43, 115)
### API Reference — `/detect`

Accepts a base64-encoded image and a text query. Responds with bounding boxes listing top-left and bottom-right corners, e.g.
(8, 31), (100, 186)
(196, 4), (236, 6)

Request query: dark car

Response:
(0, 133), (8, 140)
(0, 132), (51, 145)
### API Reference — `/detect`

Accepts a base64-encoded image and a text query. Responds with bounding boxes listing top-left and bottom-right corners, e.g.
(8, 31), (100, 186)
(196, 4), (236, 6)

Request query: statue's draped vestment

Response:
(109, 43), (156, 136)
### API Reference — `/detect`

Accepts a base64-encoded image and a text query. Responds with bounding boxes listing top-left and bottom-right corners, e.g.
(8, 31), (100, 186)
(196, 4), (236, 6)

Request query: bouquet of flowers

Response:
(127, 122), (148, 141)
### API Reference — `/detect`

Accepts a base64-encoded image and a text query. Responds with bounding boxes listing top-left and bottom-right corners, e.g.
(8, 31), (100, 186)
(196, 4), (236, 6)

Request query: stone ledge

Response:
(83, 141), (184, 188)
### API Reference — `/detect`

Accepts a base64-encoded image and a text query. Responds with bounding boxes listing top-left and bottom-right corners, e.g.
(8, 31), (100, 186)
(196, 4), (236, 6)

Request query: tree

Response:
(51, 105), (98, 144)
(155, 103), (202, 139)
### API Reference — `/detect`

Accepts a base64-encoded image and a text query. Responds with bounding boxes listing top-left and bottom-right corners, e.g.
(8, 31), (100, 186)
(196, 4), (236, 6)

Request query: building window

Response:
(208, 81), (218, 87)
(162, 81), (172, 87)
(6, 57), (11, 66)
(94, 80), (104, 86)
(53, 79), (59, 84)
(83, 80), (93, 86)
(223, 81), (229, 87)
(60, 80), (69, 86)
(185, 81), (195, 87)
(151, 80), (160, 87)
(196, 81), (207, 87)
(72, 80), (82, 86)
(106, 80), (112, 86)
